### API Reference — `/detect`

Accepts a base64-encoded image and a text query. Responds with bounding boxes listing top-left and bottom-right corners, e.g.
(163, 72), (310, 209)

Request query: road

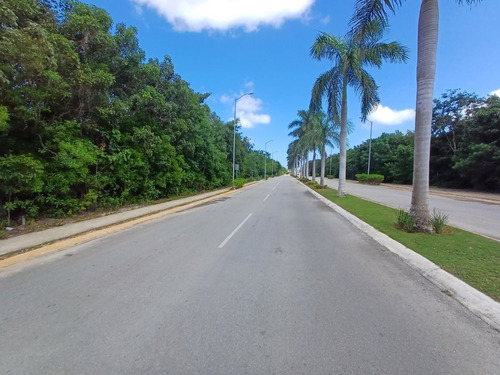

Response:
(323, 178), (500, 240)
(0, 176), (498, 374)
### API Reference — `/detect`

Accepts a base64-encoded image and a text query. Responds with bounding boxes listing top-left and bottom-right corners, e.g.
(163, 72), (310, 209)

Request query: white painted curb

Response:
(300, 180), (500, 331)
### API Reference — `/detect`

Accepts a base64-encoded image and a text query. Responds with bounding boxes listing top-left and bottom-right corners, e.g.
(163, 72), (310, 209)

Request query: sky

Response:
(81, 0), (500, 167)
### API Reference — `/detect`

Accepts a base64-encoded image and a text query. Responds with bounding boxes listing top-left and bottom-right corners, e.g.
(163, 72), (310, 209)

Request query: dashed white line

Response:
(263, 194), (271, 202)
(218, 213), (253, 248)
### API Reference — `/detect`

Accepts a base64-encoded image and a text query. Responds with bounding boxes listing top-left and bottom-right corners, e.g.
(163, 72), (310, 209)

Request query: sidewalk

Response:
(0, 188), (231, 258)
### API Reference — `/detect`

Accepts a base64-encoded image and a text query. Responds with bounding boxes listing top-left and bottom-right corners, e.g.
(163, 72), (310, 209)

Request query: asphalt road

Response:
(323, 178), (500, 240)
(0, 176), (499, 374)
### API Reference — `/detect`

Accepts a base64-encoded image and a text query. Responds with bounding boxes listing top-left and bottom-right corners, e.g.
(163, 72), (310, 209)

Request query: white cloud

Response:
(235, 95), (271, 128)
(366, 104), (415, 126)
(222, 86), (270, 128)
(489, 88), (500, 97)
(320, 15), (330, 25)
(130, 0), (315, 32)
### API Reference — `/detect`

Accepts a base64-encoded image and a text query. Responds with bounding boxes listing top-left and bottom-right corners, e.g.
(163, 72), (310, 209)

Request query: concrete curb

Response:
(299, 180), (500, 331)
(0, 188), (233, 258)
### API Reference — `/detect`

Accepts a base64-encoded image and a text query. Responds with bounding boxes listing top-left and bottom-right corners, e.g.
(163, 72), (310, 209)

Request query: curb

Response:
(0, 187), (233, 259)
(298, 180), (500, 332)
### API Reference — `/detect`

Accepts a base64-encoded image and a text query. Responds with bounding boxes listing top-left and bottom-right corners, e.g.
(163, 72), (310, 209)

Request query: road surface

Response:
(0, 176), (498, 374)
(323, 178), (500, 240)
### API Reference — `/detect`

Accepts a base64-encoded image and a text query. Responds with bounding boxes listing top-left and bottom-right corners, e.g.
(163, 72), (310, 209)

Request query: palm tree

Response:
(288, 109), (313, 179)
(350, 0), (482, 231)
(315, 112), (341, 186)
(310, 20), (408, 197)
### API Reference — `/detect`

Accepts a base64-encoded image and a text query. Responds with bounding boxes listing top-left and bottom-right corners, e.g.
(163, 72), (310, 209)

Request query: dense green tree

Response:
(453, 95), (500, 191)
(0, 0), (270, 225)
(430, 89), (479, 187)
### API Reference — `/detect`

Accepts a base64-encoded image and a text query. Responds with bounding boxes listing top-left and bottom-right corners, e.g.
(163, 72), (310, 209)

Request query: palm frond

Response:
(352, 70), (380, 121)
(349, 0), (404, 35)
(364, 41), (409, 67)
(310, 32), (345, 64)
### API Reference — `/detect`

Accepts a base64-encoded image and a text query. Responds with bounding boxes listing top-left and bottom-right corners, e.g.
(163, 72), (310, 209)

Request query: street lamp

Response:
(264, 140), (273, 180)
(233, 92), (253, 186)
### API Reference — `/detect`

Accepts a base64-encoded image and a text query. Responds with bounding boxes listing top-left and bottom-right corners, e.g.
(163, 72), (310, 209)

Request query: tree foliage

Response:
(0, 0), (282, 224)
(324, 90), (499, 192)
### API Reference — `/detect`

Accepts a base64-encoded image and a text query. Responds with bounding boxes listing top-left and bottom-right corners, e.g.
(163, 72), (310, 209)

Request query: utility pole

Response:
(367, 121), (373, 175)
(233, 92), (253, 186)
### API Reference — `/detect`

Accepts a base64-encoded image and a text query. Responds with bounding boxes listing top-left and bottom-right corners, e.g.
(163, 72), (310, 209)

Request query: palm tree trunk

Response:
(320, 145), (326, 185)
(305, 152), (309, 179)
(312, 149), (317, 182)
(338, 83), (348, 196)
(410, 0), (438, 232)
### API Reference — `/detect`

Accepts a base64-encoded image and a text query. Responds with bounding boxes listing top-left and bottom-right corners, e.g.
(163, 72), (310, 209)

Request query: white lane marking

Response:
(263, 194), (271, 202)
(218, 213), (253, 248)
(272, 181), (281, 191)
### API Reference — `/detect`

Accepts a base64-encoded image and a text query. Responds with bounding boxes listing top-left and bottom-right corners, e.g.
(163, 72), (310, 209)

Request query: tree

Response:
(288, 109), (313, 179)
(453, 95), (500, 191)
(310, 20), (408, 196)
(350, 0), (483, 231)
(430, 89), (479, 187)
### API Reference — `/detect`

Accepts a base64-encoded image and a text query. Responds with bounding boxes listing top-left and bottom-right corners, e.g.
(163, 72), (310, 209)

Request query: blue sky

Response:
(82, 0), (500, 167)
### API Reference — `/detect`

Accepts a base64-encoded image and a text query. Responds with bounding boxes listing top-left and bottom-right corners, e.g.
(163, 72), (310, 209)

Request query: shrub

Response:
(355, 173), (384, 185)
(396, 209), (415, 232)
(431, 209), (449, 234)
(233, 178), (246, 189)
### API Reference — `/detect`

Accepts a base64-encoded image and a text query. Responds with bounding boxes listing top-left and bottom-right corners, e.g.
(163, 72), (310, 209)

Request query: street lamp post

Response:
(367, 120), (373, 175)
(264, 139), (273, 180)
(233, 92), (253, 186)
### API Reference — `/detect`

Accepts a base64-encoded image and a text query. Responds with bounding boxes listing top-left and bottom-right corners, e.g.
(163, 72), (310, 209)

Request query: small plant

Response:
(233, 178), (246, 189)
(431, 209), (449, 234)
(355, 173), (384, 185)
(396, 208), (415, 233)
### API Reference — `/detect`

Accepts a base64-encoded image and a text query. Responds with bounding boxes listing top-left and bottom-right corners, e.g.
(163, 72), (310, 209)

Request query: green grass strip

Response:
(315, 187), (500, 302)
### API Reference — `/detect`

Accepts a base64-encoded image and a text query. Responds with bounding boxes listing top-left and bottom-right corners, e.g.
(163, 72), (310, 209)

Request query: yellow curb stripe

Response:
(0, 190), (235, 270)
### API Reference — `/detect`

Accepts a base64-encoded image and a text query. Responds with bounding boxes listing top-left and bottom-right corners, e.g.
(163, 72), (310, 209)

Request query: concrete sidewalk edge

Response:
(299, 180), (500, 332)
(0, 187), (238, 258)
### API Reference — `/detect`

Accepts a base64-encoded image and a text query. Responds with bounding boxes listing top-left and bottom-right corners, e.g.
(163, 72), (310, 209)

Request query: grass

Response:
(314, 186), (500, 302)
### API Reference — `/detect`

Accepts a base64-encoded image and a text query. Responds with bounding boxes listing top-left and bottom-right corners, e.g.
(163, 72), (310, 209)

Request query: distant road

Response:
(0, 176), (499, 374)
(324, 178), (500, 240)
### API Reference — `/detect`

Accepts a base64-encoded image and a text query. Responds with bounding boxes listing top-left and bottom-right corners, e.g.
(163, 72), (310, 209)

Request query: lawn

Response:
(315, 187), (500, 302)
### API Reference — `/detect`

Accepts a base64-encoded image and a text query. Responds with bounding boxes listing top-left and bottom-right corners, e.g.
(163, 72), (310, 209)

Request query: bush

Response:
(304, 181), (328, 190)
(233, 178), (246, 189)
(355, 173), (384, 185)
(396, 209), (415, 233)
(431, 209), (449, 234)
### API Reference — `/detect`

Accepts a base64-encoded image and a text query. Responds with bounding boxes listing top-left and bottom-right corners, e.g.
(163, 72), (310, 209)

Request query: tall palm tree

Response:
(315, 112), (341, 186)
(310, 20), (408, 197)
(350, 0), (482, 231)
(288, 109), (314, 179)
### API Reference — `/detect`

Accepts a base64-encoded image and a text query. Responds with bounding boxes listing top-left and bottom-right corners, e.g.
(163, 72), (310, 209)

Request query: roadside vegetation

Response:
(323, 90), (500, 191)
(301, 181), (500, 302)
(0, 0), (285, 230)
